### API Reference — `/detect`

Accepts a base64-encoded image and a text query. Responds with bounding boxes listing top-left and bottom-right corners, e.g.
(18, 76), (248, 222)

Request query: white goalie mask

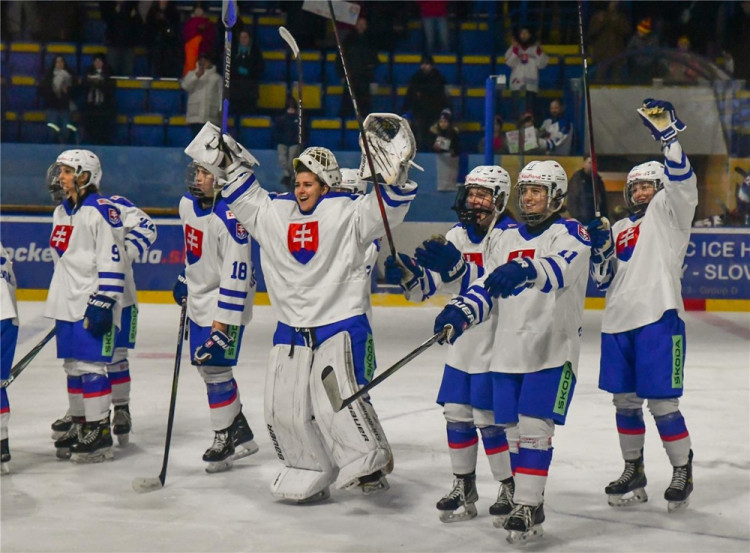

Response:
(335, 168), (367, 195)
(293, 147), (341, 189)
(453, 165), (511, 233)
(46, 149), (102, 202)
(625, 161), (664, 216)
(516, 160), (568, 225)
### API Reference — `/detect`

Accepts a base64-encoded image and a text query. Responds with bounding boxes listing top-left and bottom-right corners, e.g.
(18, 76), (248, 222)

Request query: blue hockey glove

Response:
(83, 294), (115, 338)
(636, 98), (686, 145)
(194, 329), (233, 365)
(173, 270), (188, 305)
(433, 298), (476, 345)
(415, 236), (466, 283)
(384, 253), (423, 290)
(586, 217), (614, 264)
(484, 258), (538, 298)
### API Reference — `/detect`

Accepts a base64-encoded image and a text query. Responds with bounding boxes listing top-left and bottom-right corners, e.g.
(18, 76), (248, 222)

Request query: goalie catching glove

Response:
(636, 98), (686, 145)
(358, 113), (423, 186)
(184, 122), (259, 182)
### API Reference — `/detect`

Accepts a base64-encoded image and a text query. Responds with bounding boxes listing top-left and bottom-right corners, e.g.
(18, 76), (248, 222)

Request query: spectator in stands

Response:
(272, 95), (304, 190)
(403, 53), (449, 152)
(566, 155), (609, 224)
(588, 1), (630, 83)
(626, 17), (663, 84)
(81, 54), (116, 145)
(337, 16), (379, 119)
(181, 53), (222, 136)
(430, 108), (461, 191)
(40, 56), (76, 144)
(231, 28), (264, 117)
(417, 0), (450, 54)
(478, 115), (509, 155)
(183, 2), (218, 78)
(505, 26), (548, 121)
(101, 1), (143, 76)
(538, 99), (572, 156)
(145, 0), (183, 79)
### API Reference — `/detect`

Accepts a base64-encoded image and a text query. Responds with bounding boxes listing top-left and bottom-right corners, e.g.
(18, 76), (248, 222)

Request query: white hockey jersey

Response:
(592, 141), (698, 333)
(1, 243), (18, 325)
(109, 195), (158, 309)
(222, 175), (417, 327)
(179, 194), (255, 328)
(460, 218), (591, 376)
(44, 193), (127, 327)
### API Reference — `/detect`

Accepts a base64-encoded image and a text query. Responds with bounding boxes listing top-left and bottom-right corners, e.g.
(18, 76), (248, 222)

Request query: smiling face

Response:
(629, 181), (656, 206)
(520, 184), (549, 217)
(465, 187), (495, 229)
(294, 171), (328, 211)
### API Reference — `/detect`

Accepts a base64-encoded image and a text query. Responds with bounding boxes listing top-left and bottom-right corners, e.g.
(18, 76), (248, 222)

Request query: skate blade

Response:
(506, 524), (544, 545)
(608, 488), (648, 507)
(361, 478), (390, 496)
(1, 462), (9, 475)
(439, 503), (478, 523)
(231, 440), (259, 461)
(205, 459), (233, 473)
(51, 430), (68, 440)
(667, 498), (690, 512)
(296, 488), (331, 504)
(55, 448), (72, 460)
(70, 448), (114, 464)
(132, 477), (163, 493)
(116, 433), (130, 447)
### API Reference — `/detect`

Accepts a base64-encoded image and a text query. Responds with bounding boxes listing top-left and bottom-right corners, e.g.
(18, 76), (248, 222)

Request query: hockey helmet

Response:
(185, 161), (218, 200)
(335, 168), (368, 195)
(516, 160), (568, 225)
(625, 161), (664, 215)
(293, 147), (341, 189)
(453, 165), (511, 232)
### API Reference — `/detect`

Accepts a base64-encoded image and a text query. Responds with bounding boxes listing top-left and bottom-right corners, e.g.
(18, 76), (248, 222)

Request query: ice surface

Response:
(2, 302), (749, 552)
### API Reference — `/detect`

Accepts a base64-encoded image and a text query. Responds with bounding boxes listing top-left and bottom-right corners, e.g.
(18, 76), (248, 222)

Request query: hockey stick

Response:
(1, 327), (55, 388)
(132, 300), (188, 493)
(279, 26), (303, 146)
(326, 0), (397, 259)
(220, 0), (238, 135)
(320, 328), (448, 412)
(576, 0), (601, 218)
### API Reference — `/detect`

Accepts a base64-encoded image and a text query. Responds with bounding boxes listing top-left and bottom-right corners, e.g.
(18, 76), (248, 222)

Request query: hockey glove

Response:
(586, 217), (614, 264)
(384, 253), (423, 291)
(484, 258), (538, 299)
(433, 298), (476, 345)
(194, 329), (233, 365)
(414, 236), (466, 283)
(173, 271), (188, 305)
(83, 294), (115, 338)
(636, 98), (686, 145)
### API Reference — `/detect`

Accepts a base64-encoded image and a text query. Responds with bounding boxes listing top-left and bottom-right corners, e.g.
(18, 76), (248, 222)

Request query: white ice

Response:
(2, 302), (749, 553)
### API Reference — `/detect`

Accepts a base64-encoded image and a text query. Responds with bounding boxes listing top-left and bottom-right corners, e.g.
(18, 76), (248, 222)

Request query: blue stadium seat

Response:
(374, 52), (391, 84)
(538, 58), (561, 89)
(342, 119), (360, 151)
(324, 85), (343, 118)
(299, 51), (323, 83)
(238, 116), (272, 150)
(149, 80), (183, 116)
(19, 111), (49, 143)
(134, 47), (149, 76)
(394, 20), (422, 52)
(433, 54), (458, 85)
(458, 22), (489, 56)
(461, 55), (491, 88)
(3, 111), (20, 142)
(262, 50), (288, 82)
(114, 114), (131, 145)
(257, 82), (288, 110)
(308, 118), (342, 150)
(255, 15), (287, 50)
(83, 12), (107, 43)
(131, 114), (165, 146)
(8, 42), (42, 75)
(293, 83), (322, 112)
(563, 56), (584, 81)
(323, 52), (340, 86)
(463, 87), (486, 122)
(166, 115), (192, 147)
(44, 43), (78, 75)
(79, 45), (108, 76)
(7, 76), (39, 111)
(371, 86), (394, 114)
(115, 79), (149, 115)
(458, 121), (482, 154)
(392, 53), (421, 87)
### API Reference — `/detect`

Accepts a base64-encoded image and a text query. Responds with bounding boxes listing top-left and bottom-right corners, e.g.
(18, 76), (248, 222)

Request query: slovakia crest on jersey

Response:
(108, 207), (121, 225)
(288, 222), (318, 264)
(507, 249), (536, 262)
(50, 225), (73, 256)
(616, 223), (640, 262)
(463, 252), (483, 267)
(236, 222), (248, 240)
(184, 224), (203, 264)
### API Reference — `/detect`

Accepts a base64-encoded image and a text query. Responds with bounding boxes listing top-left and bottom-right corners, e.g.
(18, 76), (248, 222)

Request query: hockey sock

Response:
(615, 408), (646, 460)
(67, 375), (85, 417)
(107, 355), (131, 407)
(654, 411), (691, 466)
(81, 373), (112, 422)
(446, 421), (478, 475)
(505, 424), (520, 474)
(206, 378), (241, 431)
(514, 443), (553, 506)
(480, 425), (512, 481)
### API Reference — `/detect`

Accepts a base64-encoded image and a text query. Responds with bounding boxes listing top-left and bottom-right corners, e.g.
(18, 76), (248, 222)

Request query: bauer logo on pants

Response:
(184, 224), (203, 265)
(288, 222), (318, 264)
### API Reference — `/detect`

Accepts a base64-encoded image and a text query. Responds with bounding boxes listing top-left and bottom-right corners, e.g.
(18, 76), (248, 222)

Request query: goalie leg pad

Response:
(265, 344), (335, 501)
(310, 332), (392, 490)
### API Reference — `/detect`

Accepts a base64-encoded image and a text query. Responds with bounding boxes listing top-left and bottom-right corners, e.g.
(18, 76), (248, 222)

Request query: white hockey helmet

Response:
(293, 147), (341, 189)
(516, 160), (568, 224)
(47, 149), (102, 201)
(453, 165), (512, 232)
(335, 168), (367, 195)
(625, 161), (664, 215)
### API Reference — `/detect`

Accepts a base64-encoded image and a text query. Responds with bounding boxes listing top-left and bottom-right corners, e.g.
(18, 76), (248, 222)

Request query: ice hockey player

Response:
(184, 115), (417, 502)
(173, 157), (259, 473)
(433, 159), (591, 543)
(587, 98), (697, 512)
(45, 150), (127, 463)
(1, 242), (19, 474)
(50, 195), (158, 447)
(384, 165), (518, 524)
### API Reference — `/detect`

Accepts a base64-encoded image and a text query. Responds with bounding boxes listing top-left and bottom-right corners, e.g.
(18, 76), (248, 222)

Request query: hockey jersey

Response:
(1, 243), (18, 325)
(45, 193), (127, 327)
(179, 194), (255, 328)
(592, 141), (698, 333)
(460, 217), (591, 376)
(221, 174), (417, 327)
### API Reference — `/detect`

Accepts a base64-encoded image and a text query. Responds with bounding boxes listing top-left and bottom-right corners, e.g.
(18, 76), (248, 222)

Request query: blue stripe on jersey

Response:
(460, 265), (473, 293)
(464, 291), (484, 321)
(109, 195), (135, 208)
(383, 183), (417, 197)
(468, 283), (491, 304)
(425, 269), (437, 298)
(126, 237), (144, 256)
(665, 150), (687, 169)
(546, 257), (564, 288)
(99, 284), (124, 293)
(224, 173), (256, 204)
(665, 167), (694, 182)
(218, 300), (244, 312)
(128, 229), (153, 248)
(219, 287), (248, 298)
(98, 272), (125, 280)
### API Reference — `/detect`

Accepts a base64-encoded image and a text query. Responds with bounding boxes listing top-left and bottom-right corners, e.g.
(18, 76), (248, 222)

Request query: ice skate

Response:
(436, 473), (478, 523)
(50, 412), (73, 440)
(490, 477), (515, 528)
(605, 455), (648, 507)
(296, 487), (331, 504)
(203, 428), (234, 473)
(504, 503), (545, 545)
(229, 410), (259, 462)
(54, 416), (84, 459)
(358, 470), (390, 496)
(112, 404), (132, 447)
(1, 437), (10, 475)
(665, 450), (693, 512)
(70, 417), (114, 464)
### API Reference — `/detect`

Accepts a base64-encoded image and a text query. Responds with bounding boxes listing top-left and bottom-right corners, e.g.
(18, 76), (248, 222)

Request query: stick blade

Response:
(320, 365), (344, 412)
(278, 26), (300, 59)
(132, 476), (164, 493)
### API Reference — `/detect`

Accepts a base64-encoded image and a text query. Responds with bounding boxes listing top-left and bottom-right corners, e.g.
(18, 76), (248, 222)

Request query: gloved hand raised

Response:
(636, 98), (686, 145)
(415, 236), (466, 283)
(384, 252), (423, 290)
(586, 217), (614, 264)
